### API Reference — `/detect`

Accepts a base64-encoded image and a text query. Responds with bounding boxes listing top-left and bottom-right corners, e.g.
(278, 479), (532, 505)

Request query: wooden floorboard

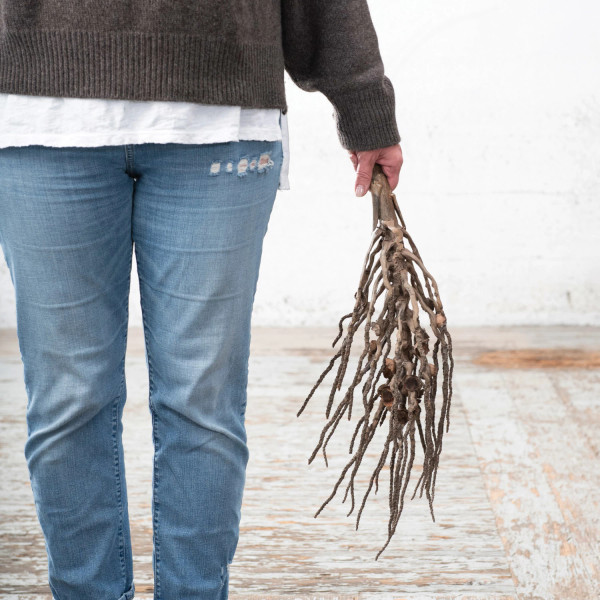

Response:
(0, 326), (598, 599)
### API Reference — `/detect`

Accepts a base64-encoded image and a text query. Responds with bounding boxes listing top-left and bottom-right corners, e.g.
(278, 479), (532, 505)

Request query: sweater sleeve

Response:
(280, 0), (401, 151)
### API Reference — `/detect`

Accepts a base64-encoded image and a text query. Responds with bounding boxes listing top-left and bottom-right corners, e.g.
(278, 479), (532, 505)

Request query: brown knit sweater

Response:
(0, 0), (400, 151)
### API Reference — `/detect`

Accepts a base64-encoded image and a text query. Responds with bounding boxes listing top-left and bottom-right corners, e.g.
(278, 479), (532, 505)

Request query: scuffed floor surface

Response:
(0, 326), (598, 600)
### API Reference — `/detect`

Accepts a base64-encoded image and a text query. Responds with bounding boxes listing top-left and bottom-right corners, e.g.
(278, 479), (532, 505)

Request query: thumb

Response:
(354, 152), (377, 197)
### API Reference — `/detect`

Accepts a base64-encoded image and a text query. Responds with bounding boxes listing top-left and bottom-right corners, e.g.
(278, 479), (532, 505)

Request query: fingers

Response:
(378, 145), (403, 191)
(353, 151), (377, 197)
(349, 144), (403, 197)
(381, 156), (402, 191)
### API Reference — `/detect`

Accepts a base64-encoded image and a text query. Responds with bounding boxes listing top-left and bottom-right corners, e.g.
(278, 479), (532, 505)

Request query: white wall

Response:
(255, 0), (600, 327)
(1, 0), (599, 328)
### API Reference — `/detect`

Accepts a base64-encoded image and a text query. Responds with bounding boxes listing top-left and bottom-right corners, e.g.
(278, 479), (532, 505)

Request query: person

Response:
(0, 1), (403, 598)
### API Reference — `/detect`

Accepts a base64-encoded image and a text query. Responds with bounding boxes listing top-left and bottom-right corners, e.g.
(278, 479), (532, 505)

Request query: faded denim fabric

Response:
(0, 140), (283, 599)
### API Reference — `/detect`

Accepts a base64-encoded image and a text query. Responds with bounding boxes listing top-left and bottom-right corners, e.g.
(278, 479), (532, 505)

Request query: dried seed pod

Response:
(369, 339), (378, 354)
(378, 384), (394, 409)
(403, 375), (421, 392)
(395, 407), (409, 427)
(428, 362), (438, 376)
(435, 313), (446, 328)
(382, 358), (396, 379)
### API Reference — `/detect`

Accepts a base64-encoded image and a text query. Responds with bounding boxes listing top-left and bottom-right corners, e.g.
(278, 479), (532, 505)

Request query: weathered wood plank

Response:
(3, 326), (599, 599)
(233, 351), (514, 597)
(548, 370), (600, 457)
(505, 370), (600, 595)
(459, 368), (599, 600)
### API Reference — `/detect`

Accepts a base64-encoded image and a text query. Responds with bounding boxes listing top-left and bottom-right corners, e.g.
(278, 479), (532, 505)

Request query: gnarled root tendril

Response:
(299, 164), (454, 560)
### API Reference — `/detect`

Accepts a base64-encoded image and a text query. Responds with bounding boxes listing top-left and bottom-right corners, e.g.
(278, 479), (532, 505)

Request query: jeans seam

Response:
(219, 563), (228, 592)
(112, 384), (127, 585)
(49, 579), (62, 600)
(112, 249), (132, 591)
(137, 256), (161, 599)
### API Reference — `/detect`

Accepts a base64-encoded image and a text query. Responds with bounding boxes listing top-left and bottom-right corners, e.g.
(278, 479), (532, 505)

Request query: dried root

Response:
(298, 164), (454, 560)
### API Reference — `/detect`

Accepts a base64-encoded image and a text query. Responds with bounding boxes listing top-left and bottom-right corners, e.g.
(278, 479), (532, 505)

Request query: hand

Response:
(349, 143), (403, 197)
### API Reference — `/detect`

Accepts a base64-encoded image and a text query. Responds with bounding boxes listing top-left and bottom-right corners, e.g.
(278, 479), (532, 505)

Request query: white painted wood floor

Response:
(0, 326), (598, 600)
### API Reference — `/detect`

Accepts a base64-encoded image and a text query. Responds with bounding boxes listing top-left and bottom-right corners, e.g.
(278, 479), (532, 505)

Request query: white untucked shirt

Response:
(0, 94), (291, 191)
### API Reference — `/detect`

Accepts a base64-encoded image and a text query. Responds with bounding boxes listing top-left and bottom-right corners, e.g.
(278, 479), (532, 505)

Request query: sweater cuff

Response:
(328, 77), (401, 151)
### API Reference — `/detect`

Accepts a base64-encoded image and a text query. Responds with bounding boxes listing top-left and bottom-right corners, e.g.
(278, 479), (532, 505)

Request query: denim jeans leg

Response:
(130, 140), (283, 600)
(0, 145), (136, 600)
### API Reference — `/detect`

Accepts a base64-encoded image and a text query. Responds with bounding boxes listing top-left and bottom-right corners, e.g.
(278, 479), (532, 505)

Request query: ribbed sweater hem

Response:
(0, 29), (288, 111)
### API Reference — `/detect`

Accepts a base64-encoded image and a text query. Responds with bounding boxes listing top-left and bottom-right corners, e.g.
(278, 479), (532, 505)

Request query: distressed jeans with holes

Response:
(0, 139), (283, 600)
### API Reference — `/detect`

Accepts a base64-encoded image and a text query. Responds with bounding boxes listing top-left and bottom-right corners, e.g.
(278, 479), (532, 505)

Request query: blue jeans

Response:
(0, 140), (283, 599)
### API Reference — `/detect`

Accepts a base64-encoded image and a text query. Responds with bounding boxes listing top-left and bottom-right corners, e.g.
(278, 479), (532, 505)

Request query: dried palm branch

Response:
(297, 163), (454, 560)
